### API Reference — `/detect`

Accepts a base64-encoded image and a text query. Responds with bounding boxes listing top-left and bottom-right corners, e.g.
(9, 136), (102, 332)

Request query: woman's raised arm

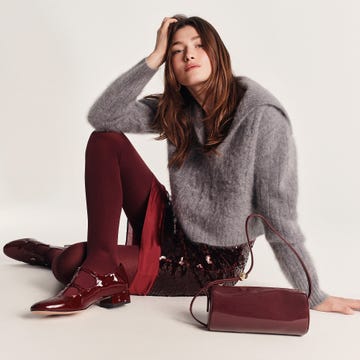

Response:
(146, 17), (178, 69)
(87, 17), (178, 134)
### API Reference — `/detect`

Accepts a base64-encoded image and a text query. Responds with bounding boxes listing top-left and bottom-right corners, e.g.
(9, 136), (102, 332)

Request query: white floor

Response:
(1, 214), (359, 360)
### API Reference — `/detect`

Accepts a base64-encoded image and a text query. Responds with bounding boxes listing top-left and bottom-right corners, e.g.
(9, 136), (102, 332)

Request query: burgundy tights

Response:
(51, 131), (157, 286)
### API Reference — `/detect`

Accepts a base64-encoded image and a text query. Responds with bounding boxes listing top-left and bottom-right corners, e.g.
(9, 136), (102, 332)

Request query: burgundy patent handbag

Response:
(189, 213), (312, 336)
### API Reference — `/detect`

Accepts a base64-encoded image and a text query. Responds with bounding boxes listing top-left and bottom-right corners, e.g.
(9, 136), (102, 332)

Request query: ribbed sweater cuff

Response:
(309, 290), (329, 309)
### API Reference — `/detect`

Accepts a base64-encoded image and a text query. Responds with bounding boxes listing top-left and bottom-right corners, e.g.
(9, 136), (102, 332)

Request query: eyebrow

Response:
(171, 36), (201, 47)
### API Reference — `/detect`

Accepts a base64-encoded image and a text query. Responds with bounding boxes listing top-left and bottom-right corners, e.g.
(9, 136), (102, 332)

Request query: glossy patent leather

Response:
(31, 264), (130, 314)
(190, 213), (311, 336)
(208, 286), (309, 335)
(3, 238), (62, 267)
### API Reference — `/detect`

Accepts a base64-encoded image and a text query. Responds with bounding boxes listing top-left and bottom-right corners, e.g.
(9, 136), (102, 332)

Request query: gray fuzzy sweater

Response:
(87, 57), (328, 307)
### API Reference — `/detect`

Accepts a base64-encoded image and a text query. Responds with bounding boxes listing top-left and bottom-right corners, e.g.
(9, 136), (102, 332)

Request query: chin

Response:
(181, 77), (209, 89)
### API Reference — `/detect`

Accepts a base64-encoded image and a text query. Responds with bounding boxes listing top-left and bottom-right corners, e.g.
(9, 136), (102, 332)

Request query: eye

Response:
(171, 49), (182, 55)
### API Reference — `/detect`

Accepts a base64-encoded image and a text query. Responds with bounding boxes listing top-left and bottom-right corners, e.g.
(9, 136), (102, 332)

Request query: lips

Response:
(185, 64), (200, 72)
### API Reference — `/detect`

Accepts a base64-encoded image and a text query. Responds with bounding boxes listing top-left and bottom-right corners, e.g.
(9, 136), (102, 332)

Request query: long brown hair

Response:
(147, 15), (242, 169)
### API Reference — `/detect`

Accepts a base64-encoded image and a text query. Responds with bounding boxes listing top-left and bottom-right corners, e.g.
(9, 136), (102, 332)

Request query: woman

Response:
(3, 15), (359, 315)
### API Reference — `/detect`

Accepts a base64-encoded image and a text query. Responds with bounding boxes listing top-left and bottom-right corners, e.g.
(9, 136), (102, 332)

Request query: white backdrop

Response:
(0, 1), (359, 359)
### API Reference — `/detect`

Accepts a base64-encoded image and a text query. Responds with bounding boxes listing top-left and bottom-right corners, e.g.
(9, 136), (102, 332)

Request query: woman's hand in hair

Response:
(146, 17), (178, 70)
(313, 295), (360, 314)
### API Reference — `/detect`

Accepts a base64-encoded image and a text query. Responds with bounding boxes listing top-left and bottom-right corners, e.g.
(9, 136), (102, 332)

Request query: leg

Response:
(83, 130), (155, 268)
(30, 130), (165, 314)
(54, 130), (158, 284)
(4, 131), (158, 283)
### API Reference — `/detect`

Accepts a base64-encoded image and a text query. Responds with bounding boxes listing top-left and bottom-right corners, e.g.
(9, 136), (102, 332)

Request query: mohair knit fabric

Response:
(87, 57), (328, 307)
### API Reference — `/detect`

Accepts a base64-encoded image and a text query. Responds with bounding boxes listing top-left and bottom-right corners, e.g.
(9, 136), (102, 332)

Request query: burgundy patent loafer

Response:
(3, 238), (63, 267)
(30, 264), (130, 315)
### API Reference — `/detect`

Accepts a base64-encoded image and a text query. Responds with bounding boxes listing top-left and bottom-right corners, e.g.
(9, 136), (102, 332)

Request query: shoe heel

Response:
(98, 289), (131, 308)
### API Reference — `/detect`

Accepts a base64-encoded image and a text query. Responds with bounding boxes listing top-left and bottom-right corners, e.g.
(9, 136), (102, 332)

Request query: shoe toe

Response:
(30, 295), (82, 314)
(3, 239), (27, 253)
(3, 239), (28, 260)
(3, 238), (49, 266)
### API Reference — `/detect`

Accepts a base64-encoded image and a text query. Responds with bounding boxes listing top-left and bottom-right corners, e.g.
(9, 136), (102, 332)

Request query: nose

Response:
(184, 50), (195, 62)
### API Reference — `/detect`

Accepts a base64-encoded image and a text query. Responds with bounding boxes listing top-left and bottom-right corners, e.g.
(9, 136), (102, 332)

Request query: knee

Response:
(51, 242), (87, 285)
(51, 255), (71, 285)
(89, 130), (128, 144)
(86, 130), (129, 154)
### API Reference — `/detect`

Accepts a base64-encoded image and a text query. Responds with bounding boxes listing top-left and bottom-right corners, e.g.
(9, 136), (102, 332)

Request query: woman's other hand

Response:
(146, 17), (178, 70)
(313, 296), (360, 314)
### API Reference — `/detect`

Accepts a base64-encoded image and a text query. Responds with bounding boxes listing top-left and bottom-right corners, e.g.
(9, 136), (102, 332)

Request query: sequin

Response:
(148, 194), (255, 296)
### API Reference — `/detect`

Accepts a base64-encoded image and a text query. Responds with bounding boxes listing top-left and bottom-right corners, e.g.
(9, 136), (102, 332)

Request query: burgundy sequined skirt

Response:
(147, 193), (254, 296)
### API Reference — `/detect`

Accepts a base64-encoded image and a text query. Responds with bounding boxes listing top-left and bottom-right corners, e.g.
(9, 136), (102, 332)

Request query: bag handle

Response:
(189, 213), (313, 328)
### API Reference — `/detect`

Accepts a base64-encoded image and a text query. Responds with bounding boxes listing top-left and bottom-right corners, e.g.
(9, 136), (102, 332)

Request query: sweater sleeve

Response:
(87, 57), (160, 134)
(253, 105), (329, 308)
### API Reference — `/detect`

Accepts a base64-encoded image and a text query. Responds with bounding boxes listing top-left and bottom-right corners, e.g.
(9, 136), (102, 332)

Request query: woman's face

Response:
(170, 26), (212, 93)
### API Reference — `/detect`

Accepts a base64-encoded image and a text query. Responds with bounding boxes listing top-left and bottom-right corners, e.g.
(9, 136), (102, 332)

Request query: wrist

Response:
(145, 52), (164, 70)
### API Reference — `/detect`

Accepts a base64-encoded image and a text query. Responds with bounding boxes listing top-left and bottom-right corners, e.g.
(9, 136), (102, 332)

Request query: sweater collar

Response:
(234, 76), (290, 121)
(189, 76), (291, 146)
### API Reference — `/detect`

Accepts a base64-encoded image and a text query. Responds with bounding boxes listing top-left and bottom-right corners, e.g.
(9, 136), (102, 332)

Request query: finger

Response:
(332, 303), (355, 315)
(343, 307), (355, 315)
(162, 17), (178, 25)
(348, 300), (360, 310)
(158, 18), (178, 36)
(338, 298), (360, 310)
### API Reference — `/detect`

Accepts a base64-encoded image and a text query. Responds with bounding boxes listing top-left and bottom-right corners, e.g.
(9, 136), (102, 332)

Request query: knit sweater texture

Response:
(87, 57), (328, 307)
